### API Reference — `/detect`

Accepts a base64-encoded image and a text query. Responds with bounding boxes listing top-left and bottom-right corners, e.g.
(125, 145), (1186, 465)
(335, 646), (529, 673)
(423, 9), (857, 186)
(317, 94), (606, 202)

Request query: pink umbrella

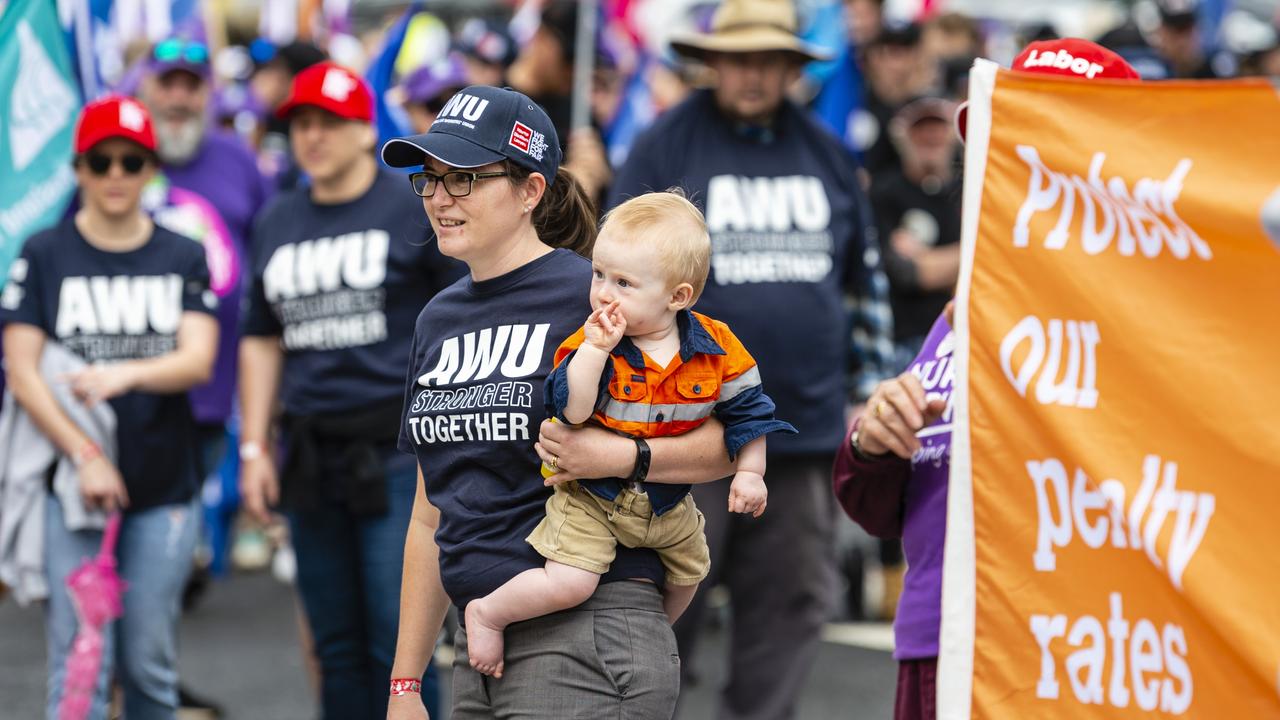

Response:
(58, 513), (127, 720)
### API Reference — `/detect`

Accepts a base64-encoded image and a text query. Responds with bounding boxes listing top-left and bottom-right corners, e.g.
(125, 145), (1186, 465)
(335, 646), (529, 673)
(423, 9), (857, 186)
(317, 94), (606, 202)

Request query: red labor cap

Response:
(74, 95), (157, 154)
(956, 38), (1140, 141)
(276, 61), (374, 122)
(1011, 38), (1141, 81)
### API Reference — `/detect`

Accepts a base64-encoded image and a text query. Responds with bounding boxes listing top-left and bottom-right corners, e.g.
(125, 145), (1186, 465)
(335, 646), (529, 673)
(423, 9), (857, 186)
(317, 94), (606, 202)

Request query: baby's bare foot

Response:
(464, 600), (506, 678)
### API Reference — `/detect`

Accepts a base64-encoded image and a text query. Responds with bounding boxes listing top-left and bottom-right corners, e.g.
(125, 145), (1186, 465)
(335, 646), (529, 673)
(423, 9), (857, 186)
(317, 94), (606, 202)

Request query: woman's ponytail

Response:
(506, 162), (598, 257)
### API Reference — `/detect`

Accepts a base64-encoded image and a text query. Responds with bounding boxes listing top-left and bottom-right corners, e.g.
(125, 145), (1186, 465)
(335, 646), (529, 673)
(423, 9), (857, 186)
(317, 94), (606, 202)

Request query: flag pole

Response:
(570, 0), (598, 132)
(203, 0), (229, 65)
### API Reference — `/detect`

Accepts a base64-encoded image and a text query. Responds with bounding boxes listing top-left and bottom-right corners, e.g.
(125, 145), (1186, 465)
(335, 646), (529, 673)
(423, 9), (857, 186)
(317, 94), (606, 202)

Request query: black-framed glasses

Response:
(153, 38), (209, 64)
(409, 170), (508, 198)
(81, 152), (149, 176)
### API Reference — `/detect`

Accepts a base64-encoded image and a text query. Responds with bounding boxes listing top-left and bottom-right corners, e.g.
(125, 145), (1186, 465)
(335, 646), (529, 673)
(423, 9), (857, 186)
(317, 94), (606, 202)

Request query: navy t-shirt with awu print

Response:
(242, 170), (464, 416)
(398, 249), (664, 610)
(0, 219), (217, 510)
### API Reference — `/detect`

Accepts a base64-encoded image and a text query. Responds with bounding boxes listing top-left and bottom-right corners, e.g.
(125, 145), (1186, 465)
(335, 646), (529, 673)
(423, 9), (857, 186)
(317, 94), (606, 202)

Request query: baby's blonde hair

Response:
(599, 189), (711, 302)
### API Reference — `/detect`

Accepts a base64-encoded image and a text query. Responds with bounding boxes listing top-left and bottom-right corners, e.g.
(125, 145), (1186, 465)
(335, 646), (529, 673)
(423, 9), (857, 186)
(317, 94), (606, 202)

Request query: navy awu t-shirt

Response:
(608, 89), (875, 456)
(0, 219), (217, 509)
(398, 249), (663, 609)
(243, 170), (463, 416)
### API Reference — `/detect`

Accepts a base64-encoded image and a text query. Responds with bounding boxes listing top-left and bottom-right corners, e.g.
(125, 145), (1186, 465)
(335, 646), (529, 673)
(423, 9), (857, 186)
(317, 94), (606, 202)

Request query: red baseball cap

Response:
(956, 38), (1140, 141)
(276, 61), (374, 122)
(74, 95), (157, 154)
(1011, 38), (1140, 81)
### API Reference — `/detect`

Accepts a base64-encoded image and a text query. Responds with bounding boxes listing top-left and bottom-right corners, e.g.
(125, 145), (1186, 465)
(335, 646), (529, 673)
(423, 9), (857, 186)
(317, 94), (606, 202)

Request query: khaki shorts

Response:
(526, 481), (710, 586)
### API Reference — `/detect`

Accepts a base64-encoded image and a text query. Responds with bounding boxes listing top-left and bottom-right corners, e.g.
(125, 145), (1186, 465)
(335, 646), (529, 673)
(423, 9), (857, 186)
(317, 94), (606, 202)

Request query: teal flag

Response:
(0, 0), (81, 290)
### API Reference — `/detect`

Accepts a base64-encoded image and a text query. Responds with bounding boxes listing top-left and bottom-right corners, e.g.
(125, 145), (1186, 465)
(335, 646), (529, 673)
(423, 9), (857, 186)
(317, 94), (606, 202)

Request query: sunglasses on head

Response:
(153, 38), (209, 65)
(80, 152), (149, 176)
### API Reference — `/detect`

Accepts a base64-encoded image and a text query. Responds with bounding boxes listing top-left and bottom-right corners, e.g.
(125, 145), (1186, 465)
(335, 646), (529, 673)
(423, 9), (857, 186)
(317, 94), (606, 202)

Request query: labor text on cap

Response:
(1020, 48), (1106, 79)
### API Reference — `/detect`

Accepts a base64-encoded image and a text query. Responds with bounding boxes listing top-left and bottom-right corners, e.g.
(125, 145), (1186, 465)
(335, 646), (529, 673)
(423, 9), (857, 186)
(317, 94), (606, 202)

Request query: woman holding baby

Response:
(381, 86), (742, 719)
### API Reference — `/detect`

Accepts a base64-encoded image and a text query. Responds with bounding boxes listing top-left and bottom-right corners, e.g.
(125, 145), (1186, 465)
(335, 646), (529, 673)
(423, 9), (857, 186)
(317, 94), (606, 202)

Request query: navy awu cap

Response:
(380, 85), (561, 186)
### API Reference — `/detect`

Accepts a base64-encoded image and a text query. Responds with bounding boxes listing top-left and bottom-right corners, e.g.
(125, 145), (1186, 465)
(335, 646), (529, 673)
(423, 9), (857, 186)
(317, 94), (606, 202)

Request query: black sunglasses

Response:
(81, 152), (149, 176)
(409, 170), (509, 198)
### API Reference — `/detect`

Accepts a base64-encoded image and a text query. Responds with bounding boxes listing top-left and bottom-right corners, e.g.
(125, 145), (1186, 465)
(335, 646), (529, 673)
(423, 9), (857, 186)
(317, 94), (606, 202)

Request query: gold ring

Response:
(875, 400), (888, 419)
(548, 456), (559, 471)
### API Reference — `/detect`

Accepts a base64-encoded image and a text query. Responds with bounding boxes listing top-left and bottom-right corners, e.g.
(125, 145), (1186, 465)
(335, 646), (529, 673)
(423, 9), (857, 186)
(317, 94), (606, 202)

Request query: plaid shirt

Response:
(847, 184), (896, 403)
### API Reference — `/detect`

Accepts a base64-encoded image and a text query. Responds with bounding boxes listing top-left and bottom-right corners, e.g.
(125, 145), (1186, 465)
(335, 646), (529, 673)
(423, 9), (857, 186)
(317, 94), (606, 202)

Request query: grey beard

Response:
(155, 115), (207, 165)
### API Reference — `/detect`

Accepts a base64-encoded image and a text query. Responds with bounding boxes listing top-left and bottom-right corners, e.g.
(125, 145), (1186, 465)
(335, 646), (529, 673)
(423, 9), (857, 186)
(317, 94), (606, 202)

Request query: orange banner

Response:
(939, 61), (1280, 719)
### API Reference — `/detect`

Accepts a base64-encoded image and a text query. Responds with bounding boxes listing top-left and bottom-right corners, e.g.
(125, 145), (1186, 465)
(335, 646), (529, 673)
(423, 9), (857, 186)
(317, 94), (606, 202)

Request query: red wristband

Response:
(390, 678), (421, 696)
(73, 441), (102, 468)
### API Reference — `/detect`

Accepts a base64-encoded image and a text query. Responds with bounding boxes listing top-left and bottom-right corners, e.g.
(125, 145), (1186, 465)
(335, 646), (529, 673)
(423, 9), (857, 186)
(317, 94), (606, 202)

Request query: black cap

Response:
(381, 86), (562, 185)
(1157, 0), (1198, 29)
(869, 21), (922, 49)
(455, 18), (518, 67)
(894, 96), (954, 128)
(270, 41), (327, 76)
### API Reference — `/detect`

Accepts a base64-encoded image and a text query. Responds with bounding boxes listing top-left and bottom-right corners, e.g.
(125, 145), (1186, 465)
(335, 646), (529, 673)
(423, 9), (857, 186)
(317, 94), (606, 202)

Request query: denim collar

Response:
(614, 310), (726, 370)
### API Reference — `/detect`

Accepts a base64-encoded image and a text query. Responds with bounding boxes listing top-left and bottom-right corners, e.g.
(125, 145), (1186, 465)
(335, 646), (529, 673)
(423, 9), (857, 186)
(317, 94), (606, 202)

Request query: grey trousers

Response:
(452, 580), (680, 719)
(673, 455), (838, 720)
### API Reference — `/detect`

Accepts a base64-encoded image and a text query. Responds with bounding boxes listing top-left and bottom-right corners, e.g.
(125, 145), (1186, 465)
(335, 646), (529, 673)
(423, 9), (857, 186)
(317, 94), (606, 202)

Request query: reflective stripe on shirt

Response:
(719, 366), (761, 402)
(598, 398), (717, 425)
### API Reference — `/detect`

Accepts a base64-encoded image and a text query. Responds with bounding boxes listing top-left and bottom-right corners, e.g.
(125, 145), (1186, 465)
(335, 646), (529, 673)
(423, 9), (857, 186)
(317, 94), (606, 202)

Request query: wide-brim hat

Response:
(670, 0), (831, 64)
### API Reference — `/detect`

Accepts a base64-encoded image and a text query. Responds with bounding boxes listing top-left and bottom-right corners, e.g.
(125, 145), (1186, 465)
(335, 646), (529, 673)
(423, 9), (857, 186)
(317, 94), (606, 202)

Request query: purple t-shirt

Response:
(158, 132), (271, 423)
(893, 314), (955, 660)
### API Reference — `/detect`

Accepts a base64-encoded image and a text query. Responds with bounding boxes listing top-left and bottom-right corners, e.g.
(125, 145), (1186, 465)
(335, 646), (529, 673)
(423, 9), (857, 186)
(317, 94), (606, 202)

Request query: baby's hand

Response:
(727, 471), (767, 518)
(583, 301), (627, 352)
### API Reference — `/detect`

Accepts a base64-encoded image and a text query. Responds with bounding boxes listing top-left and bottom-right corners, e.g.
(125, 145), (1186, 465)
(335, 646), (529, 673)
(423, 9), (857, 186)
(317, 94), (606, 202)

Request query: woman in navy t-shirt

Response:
(380, 86), (737, 719)
(0, 96), (218, 718)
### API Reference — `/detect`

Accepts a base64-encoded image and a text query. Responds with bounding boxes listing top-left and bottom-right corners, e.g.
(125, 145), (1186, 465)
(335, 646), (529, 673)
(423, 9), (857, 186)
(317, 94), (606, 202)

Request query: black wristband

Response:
(628, 437), (651, 484)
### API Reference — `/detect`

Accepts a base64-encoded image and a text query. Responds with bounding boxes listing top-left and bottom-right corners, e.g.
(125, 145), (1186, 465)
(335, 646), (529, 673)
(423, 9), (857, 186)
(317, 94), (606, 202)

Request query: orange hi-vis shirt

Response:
(546, 310), (796, 515)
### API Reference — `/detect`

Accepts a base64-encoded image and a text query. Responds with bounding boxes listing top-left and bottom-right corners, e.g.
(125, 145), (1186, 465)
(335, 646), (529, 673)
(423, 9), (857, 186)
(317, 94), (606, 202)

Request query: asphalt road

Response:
(0, 571), (896, 719)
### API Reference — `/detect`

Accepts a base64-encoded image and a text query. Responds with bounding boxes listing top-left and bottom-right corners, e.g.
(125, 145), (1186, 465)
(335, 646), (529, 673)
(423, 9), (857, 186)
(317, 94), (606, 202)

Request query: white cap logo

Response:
(321, 68), (357, 102)
(118, 100), (146, 131)
(1021, 49), (1104, 79)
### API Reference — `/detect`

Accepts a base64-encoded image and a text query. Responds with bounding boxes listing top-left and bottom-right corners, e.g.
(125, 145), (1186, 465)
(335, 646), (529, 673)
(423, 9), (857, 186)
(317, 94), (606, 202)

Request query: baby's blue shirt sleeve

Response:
(715, 368), (798, 460)
(544, 350), (616, 423)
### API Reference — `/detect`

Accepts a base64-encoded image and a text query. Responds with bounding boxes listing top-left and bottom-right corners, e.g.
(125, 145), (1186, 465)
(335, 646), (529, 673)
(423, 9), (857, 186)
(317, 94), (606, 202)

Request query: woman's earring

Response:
(524, 206), (531, 214)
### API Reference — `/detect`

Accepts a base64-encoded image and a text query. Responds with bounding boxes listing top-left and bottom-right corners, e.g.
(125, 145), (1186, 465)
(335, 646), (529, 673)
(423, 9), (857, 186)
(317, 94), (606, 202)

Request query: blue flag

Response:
(811, 49), (864, 154)
(602, 54), (656, 170)
(63, 0), (206, 101)
(367, 2), (423, 159)
(0, 0), (82, 290)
